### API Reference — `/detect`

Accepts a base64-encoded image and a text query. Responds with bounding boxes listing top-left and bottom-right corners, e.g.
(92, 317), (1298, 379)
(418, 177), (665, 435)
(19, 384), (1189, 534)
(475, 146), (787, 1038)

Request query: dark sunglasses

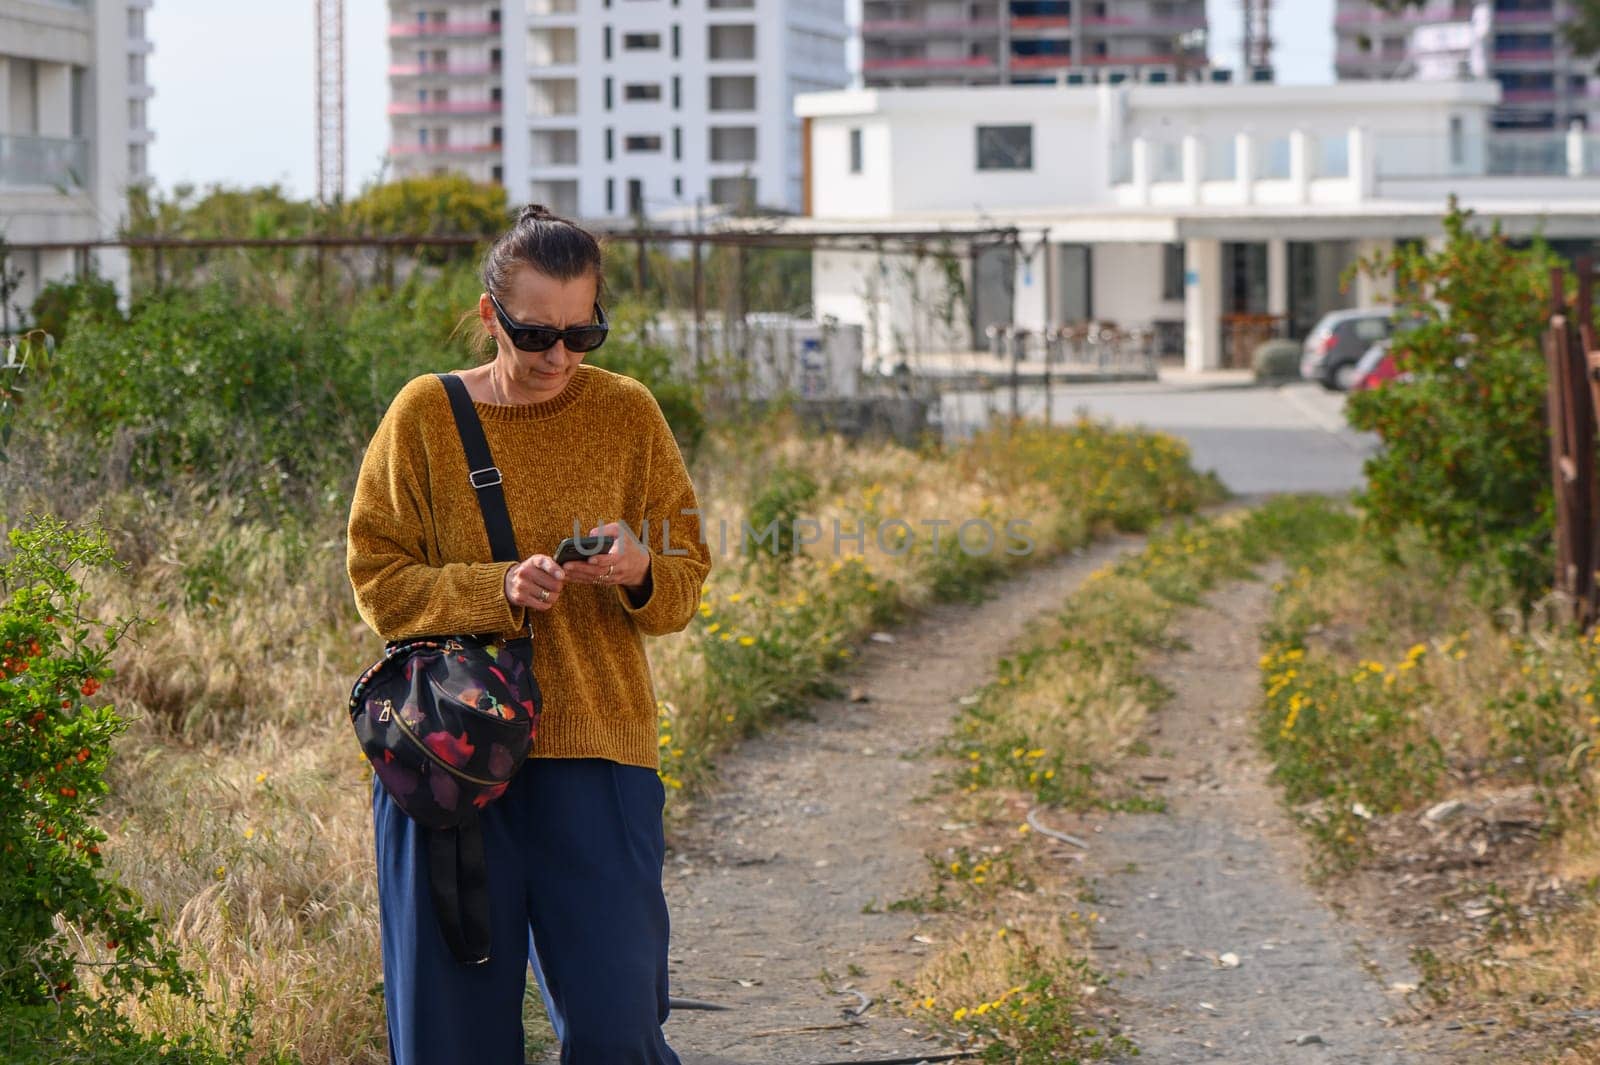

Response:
(488, 292), (609, 354)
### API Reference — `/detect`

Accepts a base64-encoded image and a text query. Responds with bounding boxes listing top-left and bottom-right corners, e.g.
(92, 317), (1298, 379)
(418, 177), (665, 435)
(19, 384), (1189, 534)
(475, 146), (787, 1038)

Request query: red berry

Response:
(80, 678), (101, 698)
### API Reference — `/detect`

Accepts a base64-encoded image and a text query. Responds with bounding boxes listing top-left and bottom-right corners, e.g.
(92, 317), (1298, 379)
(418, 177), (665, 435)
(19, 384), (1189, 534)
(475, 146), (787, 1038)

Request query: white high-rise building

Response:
(1335, 0), (1588, 133)
(1, 0), (144, 315)
(862, 0), (1209, 89)
(387, 1), (849, 219)
(126, 0), (154, 185)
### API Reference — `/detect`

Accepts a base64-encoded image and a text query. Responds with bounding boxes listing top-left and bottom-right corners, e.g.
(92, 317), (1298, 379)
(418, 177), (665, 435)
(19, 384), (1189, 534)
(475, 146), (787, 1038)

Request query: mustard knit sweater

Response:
(346, 366), (711, 770)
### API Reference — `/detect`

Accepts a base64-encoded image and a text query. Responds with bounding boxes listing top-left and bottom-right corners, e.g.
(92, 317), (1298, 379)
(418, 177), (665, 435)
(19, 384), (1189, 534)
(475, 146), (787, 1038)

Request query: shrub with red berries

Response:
(0, 515), (249, 1062)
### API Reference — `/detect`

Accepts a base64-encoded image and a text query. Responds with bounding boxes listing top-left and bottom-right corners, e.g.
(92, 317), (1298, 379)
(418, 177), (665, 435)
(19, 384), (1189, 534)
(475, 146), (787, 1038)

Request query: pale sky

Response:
(147, 0), (1335, 201)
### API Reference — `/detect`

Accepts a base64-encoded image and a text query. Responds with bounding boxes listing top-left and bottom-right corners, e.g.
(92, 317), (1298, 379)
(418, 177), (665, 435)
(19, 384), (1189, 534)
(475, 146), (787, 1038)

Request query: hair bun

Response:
(518, 203), (555, 224)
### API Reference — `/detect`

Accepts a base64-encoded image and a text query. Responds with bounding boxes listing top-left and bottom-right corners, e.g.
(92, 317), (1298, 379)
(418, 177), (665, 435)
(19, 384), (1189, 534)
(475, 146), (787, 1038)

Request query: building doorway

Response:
(1287, 240), (1357, 339)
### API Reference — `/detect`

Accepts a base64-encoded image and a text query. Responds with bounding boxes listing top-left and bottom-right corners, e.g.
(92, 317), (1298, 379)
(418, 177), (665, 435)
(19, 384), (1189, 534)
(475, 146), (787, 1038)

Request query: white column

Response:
(1348, 126), (1375, 200)
(1267, 238), (1289, 320)
(501, 9), (530, 201)
(1182, 133), (1202, 204)
(36, 63), (72, 138)
(1131, 136), (1151, 206)
(1184, 237), (1223, 372)
(1289, 129), (1311, 203)
(1354, 237), (1395, 307)
(1234, 132), (1254, 205)
(1568, 119), (1586, 178)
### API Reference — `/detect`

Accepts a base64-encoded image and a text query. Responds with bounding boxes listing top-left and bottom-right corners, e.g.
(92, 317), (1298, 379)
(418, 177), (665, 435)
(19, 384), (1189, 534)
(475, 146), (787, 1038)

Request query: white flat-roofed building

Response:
(1, 0), (140, 316)
(387, 0), (848, 220)
(793, 78), (1600, 371)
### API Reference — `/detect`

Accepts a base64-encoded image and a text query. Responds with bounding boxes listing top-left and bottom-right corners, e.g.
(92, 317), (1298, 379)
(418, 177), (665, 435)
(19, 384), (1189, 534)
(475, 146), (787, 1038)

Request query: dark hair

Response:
(481, 204), (606, 302)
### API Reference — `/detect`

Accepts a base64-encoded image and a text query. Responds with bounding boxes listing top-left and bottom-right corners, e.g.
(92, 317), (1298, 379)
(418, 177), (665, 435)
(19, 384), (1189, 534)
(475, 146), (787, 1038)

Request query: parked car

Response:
(1350, 338), (1404, 392)
(1300, 309), (1403, 392)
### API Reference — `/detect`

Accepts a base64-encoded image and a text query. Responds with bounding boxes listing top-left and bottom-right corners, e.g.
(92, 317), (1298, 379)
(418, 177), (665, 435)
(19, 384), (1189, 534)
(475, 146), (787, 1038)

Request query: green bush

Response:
(0, 515), (258, 1063)
(1345, 205), (1559, 600)
(30, 275), (122, 345)
(744, 462), (820, 562)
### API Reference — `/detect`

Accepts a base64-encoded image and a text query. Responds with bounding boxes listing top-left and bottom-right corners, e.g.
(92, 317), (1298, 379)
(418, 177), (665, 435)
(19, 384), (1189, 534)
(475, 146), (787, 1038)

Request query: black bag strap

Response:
(437, 373), (521, 566)
(428, 373), (528, 967)
(427, 818), (492, 966)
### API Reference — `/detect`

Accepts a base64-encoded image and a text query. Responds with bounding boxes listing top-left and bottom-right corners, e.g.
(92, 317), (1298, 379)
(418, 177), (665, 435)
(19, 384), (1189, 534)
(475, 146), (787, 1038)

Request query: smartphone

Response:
(554, 534), (618, 566)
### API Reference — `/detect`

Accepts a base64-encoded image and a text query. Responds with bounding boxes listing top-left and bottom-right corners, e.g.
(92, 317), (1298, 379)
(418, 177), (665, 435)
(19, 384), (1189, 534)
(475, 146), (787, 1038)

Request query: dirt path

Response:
(1072, 579), (1425, 1063)
(657, 537), (1140, 1065)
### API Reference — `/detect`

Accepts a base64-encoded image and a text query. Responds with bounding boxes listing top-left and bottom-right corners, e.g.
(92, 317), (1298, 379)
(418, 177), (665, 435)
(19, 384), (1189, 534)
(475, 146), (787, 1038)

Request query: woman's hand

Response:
(505, 554), (567, 612)
(561, 523), (651, 590)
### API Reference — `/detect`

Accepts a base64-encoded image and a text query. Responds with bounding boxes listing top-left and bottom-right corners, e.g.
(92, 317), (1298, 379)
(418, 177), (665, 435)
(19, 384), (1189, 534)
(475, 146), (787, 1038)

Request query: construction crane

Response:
(1241, 0), (1273, 78)
(315, 0), (346, 203)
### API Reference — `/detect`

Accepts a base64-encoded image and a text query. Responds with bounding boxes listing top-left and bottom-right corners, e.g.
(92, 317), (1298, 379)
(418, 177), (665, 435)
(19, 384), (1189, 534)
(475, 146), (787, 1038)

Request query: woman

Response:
(346, 204), (710, 1064)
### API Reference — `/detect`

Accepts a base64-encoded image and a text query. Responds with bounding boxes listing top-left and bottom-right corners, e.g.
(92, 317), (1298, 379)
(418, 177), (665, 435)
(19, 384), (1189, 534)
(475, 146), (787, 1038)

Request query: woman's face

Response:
(479, 264), (600, 403)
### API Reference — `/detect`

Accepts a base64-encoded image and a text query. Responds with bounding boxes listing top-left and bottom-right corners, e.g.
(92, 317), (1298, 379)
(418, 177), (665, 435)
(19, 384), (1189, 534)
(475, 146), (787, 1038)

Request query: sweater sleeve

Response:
(616, 392), (711, 637)
(346, 379), (528, 642)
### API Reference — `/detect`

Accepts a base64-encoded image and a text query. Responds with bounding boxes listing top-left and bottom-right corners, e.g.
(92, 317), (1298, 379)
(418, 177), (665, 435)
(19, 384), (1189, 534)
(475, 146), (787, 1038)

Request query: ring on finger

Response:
(538, 587), (551, 602)
(606, 563), (615, 580)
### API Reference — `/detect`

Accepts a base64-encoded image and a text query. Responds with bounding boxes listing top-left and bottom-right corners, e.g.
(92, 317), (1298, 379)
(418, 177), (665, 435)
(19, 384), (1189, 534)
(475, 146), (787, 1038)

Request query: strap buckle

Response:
(468, 466), (503, 489)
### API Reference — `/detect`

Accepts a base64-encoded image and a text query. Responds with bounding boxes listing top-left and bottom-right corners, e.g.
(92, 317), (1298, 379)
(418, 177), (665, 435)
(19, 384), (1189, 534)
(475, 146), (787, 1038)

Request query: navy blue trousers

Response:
(373, 757), (683, 1065)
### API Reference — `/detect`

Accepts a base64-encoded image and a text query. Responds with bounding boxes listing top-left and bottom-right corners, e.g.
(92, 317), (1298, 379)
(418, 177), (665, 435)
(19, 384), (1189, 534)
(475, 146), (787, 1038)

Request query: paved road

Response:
(939, 379), (1375, 497)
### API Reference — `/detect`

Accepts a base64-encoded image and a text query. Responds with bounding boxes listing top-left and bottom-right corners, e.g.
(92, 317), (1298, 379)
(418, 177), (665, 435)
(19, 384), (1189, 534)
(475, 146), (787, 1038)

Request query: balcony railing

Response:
(1080, 16), (1207, 32)
(389, 142), (500, 156)
(862, 55), (997, 71)
(1492, 48), (1556, 62)
(0, 134), (88, 189)
(388, 62), (501, 77)
(1011, 53), (1071, 69)
(862, 18), (998, 33)
(1494, 8), (1557, 24)
(387, 100), (503, 115)
(388, 21), (499, 38)
(1334, 7), (1473, 25)
(1009, 16), (1070, 30)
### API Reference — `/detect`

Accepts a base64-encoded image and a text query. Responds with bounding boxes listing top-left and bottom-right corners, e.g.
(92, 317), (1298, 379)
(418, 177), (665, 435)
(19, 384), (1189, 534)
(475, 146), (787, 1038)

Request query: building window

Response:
(604, 76), (613, 109)
(849, 127), (862, 173)
(709, 175), (756, 207)
(674, 176), (683, 196)
(672, 75), (681, 109)
(976, 125), (1032, 170)
(628, 178), (644, 215)
(1449, 115), (1464, 166)
(624, 83), (663, 102)
(624, 32), (662, 50)
(604, 26), (613, 59)
(606, 127), (615, 160)
(1161, 243), (1185, 301)
(708, 74), (756, 111)
(673, 126), (682, 159)
(607, 177), (615, 212)
(626, 134), (663, 152)
(672, 25), (681, 57)
(709, 125), (757, 162)
(708, 24), (756, 60)
(492, 164), (504, 184)
(491, 125), (503, 145)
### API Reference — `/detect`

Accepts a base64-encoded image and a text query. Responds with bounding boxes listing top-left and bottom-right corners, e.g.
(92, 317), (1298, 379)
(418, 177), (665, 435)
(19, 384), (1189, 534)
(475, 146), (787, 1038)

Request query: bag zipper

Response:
(388, 705), (508, 788)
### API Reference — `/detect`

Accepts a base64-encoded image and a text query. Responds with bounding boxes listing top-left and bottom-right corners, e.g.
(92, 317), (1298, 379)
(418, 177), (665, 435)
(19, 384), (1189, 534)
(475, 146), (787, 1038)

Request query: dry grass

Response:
(1258, 527), (1600, 1060)
(12, 416), (1216, 1062)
